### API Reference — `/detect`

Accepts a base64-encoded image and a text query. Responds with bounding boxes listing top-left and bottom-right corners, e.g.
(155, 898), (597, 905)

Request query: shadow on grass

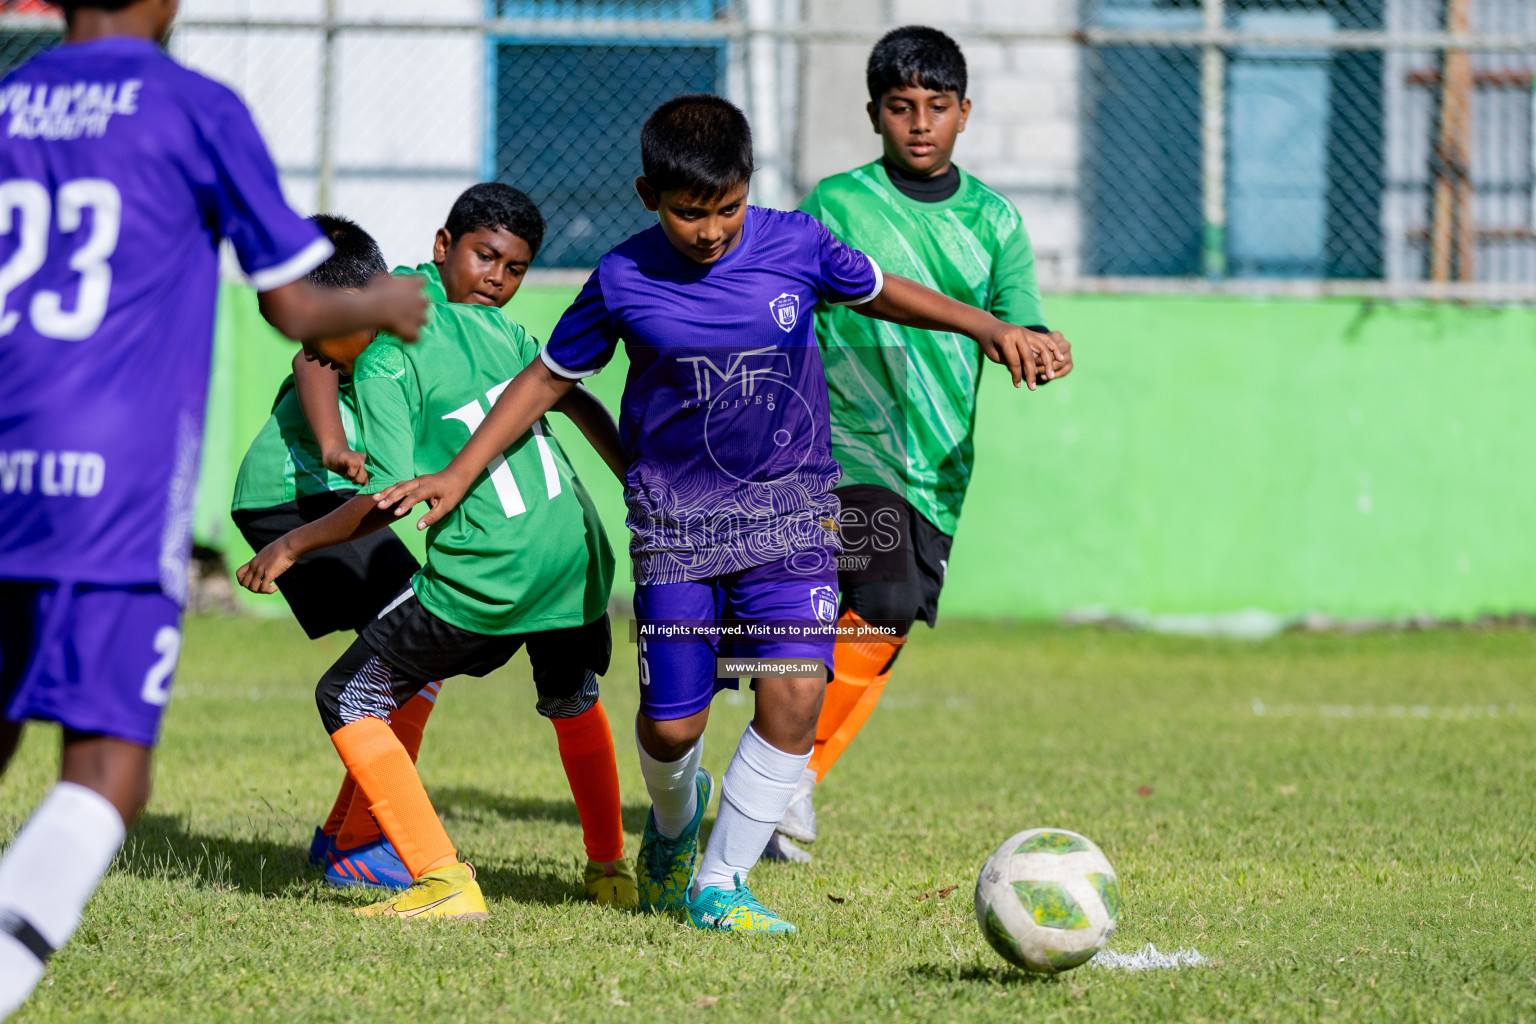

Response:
(904, 963), (1057, 988)
(118, 813), (586, 908)
(117, 812), (318, 895)
(468, 859), (586, 906)
(433, 787), (653, 836)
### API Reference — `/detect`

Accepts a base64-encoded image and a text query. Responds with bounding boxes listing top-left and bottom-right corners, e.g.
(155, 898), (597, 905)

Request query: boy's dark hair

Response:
(306, 214), (388, 290)
(867, 26), (968, 103)
(58, 1), (139, 10)
(640, 94), (754, 197)
(443, 183), (546, 258)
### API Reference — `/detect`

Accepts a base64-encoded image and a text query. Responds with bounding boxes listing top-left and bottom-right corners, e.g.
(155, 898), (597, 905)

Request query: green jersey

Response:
(230, 374), (362, 512)
(398, 260), (448, 302)
(800, 160), (1047, 536)
(353, 288), (614, 635)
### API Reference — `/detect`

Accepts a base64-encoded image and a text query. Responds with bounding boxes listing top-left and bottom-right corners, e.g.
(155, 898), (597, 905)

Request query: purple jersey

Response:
(541, 206), (882, 584)
(0, 38), (331, 599)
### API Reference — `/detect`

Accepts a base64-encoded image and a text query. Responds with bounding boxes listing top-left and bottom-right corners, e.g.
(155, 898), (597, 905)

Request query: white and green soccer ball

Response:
(974, 827), (1121, 974)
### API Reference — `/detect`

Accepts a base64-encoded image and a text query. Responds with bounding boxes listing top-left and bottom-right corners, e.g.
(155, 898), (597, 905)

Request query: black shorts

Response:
(232, 493), (420, 639)
(834, 484), (954, 635)
(315, 591), (613, 734)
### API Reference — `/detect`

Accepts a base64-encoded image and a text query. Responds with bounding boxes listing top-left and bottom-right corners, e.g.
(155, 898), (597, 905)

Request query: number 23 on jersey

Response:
(0, 177), (121, 341)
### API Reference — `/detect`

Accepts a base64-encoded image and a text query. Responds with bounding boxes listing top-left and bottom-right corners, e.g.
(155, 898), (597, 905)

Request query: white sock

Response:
(635, 729), (703, 839)
(790, 766), (818, 806)
(694, 725), (810, 894)
(0, 782), (126, 1017)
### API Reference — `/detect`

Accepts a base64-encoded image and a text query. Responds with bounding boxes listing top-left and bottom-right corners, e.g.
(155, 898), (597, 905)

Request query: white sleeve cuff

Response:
(248, 236), (335, 292)
(829, 255), (884, 307)
(540, 344), (600, 380)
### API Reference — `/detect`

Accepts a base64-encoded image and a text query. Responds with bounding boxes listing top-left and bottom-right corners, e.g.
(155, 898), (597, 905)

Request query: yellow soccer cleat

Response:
(585, 857), (639, 909)
(355, 862), (489, 920)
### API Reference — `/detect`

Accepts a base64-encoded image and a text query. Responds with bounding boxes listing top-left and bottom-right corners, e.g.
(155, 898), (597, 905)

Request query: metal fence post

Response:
(316, 0), (338, 214)
(1430, 0), (1474, 283)
(117, 10), (1536, 295)
(746, 0), (788, 208)
(1200, 0), (1227, 280)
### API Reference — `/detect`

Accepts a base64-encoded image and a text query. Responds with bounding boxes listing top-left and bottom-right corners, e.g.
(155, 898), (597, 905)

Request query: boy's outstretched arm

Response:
(235, 494), (396, 594)
(553, 384), (627, 481)
(292, 353), (367, 485)
(259, 275), (428, 343)
(372, 358), (575, 529)
(855, 274), (1064, 390)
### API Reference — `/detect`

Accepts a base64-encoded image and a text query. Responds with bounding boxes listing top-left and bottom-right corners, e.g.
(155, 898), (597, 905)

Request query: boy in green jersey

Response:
(231, 215), (429, 885)
(237, 214), (633, 919)
(768, 27), (1075, 862)
(234, 192), (626, 896)
(400, 180), (542, 309)
(232, 216), (418, 644)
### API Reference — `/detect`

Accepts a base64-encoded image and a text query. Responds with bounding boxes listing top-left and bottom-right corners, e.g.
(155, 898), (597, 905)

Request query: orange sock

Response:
(321, 776), (354, 837)
(808, 611), (905, 782)
(336, 682), (440, 849)
(330, 716), (457, 879)
(550, 701), (625, 863)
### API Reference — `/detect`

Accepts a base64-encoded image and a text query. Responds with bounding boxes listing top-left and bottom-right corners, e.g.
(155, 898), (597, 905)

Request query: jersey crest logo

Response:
(769, 293), (799, 333)
(810, 585), (837, 625)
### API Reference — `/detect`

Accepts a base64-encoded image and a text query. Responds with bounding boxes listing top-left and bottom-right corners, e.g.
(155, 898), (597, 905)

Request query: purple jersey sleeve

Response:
(541, 269), (620, 379)
(198, 85), (331, 290)
(812, 220), (883, 307)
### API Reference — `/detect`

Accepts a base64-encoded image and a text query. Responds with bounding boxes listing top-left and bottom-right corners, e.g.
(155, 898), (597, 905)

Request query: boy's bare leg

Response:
(748, 676), (824, 755)
(59, 733), (153, 825)
(636, 706), (709, 762)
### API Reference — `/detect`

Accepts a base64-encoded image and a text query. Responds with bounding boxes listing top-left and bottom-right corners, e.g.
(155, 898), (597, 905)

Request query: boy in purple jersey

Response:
(374, 94), (1062, 934)
(0, 0), (426, 1013)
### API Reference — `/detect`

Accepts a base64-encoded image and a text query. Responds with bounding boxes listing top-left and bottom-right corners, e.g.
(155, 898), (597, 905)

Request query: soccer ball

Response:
(973, 827), (1121, 974)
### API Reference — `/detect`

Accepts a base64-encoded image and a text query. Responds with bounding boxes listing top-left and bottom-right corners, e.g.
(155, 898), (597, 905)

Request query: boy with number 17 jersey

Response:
(239, 273), (622, 920)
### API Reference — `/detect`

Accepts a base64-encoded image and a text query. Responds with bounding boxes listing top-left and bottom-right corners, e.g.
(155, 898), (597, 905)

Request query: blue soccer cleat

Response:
(308, 826), (333, 868)
(324, 836), (413, 890)
(637, 768), (713, 916)
(687, 874), (796, 934)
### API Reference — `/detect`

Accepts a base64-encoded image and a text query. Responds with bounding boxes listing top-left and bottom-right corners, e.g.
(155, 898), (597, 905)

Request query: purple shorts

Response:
(0, 581), (183, 747)
(633, 559), (837, 721)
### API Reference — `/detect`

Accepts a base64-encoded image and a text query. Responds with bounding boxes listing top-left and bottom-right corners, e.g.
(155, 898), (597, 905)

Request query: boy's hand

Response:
(370, 275), (430, 341)
(236, 540), (298, 595)
(322, 445), (369, 486)
(372, 468), (473, 531)
(1034, 332), (1073, 384)
(980, 324), (1065, 390)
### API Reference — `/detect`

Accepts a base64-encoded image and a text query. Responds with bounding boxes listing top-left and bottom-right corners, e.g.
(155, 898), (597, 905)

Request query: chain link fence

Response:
(1080, 0), (1536, 289)
(4, 0), (1536, 295)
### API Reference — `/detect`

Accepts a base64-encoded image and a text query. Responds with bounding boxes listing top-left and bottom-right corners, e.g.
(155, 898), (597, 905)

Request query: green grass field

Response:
(3, 617), (1534, 1022)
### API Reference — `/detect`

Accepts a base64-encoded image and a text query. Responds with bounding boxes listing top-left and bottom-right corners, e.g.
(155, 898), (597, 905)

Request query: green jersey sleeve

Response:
(351, 341), (417, 494)
(505, 319), (539, 367)
(990, 222), (1047, 329)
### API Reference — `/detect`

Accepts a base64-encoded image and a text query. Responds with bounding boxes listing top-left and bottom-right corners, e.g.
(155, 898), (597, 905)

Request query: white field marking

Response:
(1089, 944), (1209, 970)
(1249, 700), (1520, 720)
